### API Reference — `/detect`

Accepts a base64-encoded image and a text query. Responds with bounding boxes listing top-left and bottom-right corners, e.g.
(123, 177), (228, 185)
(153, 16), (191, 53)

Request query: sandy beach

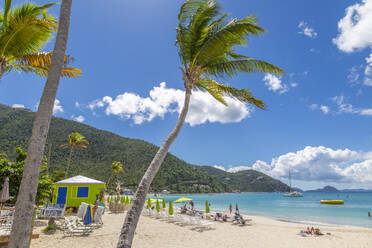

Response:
(31, 211), (372, 248)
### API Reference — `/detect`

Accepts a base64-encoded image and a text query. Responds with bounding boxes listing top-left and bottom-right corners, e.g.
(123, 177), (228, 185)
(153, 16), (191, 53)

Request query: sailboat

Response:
(283, 169), (303, 197)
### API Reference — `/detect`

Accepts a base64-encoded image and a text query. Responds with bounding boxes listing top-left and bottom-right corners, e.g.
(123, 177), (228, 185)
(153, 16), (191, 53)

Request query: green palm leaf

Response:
(196, 78), (266, 109)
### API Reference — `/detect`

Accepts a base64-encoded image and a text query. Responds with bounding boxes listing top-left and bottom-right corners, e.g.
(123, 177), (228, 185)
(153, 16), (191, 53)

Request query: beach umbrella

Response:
(0, 177), (9, 204)
(156, 199), (160, 213)
(169, 201), (173, 215)
(83, 204), (93, 225)
(162, 199), (166, 208)
(205, 200), (210, 214)
(174, 197), (192, 203)
(146, 198), (151, 209)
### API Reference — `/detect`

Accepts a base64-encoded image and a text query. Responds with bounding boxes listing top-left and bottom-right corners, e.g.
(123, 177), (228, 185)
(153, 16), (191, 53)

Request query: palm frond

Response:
(0, 3), (57, 57)
(8, 52), (82, 78)
(196, 78), (228, 106)
(178, 0), (207, 26)
(188, 1), (220, 63)
(3, 0), (12, 28)
(197, 77), (266, 109)
(205, 58), (283, 78)
(197, 15), (265, 65)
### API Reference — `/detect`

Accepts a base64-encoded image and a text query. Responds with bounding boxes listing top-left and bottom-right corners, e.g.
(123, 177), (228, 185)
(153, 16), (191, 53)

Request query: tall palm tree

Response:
(9, 0), (75, 247)
(60, 132), (89, 177)
(117, 1), (283, 247)
(0, 0), (81, 83)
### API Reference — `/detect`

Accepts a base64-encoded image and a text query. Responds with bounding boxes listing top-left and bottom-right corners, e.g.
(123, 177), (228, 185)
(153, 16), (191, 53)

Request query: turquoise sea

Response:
(162, 192), (372, 228)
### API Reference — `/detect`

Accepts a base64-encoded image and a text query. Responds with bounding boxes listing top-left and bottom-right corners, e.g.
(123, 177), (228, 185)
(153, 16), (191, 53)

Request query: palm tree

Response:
(107, 161), (124, 187)
(117, 1), (283, 247)
(60, 132), (89, 177)
(0, 0), (81, 83)
(8, 0), (75, 247)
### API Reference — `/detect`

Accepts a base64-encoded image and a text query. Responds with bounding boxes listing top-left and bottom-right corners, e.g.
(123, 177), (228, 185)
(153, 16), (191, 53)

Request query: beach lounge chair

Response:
(39, 204), (66, 219)
(63, 221), (94, 236)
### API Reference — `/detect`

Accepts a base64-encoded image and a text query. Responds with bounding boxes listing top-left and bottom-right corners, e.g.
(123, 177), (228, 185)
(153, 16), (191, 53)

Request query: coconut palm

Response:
(117, 1), (283, 247)
(60, 132), (89, 177)
(0, 0), (81, 83)
(9, 1), (75, 246)
(107, 161), (124, 187)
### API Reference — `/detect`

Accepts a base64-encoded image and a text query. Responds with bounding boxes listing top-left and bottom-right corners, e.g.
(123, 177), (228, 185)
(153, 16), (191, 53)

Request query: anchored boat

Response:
(320, 200), (344, 205)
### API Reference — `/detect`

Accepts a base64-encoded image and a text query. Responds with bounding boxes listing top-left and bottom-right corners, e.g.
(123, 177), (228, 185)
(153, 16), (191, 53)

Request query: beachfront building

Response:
(52, 175), (106, 207)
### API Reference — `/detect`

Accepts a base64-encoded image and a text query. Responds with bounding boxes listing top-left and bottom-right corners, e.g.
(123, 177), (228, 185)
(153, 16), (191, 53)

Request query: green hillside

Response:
(199, 166), (290, 192)
(0, 104), (289, 193)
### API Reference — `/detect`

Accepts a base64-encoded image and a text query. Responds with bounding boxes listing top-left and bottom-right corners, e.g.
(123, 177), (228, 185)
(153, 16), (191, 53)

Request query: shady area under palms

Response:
(116, 0), (283, 247)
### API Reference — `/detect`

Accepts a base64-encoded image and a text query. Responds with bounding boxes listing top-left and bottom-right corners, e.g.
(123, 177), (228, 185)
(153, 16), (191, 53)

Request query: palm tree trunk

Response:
(0, 57), (6, 83)
(116, 86), (192, 248)
(65, 146), (74, 178)
(8, 1), (73, 247)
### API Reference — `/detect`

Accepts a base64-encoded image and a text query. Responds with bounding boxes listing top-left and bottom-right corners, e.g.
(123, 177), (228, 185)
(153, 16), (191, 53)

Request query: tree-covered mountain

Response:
(198, 166), (290, 192)
(0, 104), (289, 193)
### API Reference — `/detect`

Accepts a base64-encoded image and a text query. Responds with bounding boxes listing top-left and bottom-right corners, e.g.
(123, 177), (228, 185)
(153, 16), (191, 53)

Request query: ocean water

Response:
(161, 192), (372, 228)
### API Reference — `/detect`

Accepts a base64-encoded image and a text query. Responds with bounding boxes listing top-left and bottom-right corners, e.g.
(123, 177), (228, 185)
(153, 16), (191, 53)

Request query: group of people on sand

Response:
(213, 203), (250, 225)
(300, 227), (324, 236)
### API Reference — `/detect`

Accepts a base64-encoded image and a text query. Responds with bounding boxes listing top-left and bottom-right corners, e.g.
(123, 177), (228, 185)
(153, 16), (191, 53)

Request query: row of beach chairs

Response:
(145, 208), (214, 228)
(38, 204), (66, 219)
(0, 209), (14, 234)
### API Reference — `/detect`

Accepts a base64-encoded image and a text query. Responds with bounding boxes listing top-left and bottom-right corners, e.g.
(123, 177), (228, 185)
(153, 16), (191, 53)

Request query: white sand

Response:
(31, 212), (372, 248)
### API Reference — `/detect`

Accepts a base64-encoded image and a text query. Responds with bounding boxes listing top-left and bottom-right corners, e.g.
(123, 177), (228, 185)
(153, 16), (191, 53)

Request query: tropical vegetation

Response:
(117, 0), (282, 247)
(0, 147), (53, 205)
(0, 0), (81, 82)
(60, 132), (89, 177)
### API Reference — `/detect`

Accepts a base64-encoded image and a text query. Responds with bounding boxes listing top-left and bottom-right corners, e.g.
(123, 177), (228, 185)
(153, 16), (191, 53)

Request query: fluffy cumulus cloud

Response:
(333, 0), (372, 52)
(262, 74), (288, 94)
(215, 146), (372, 183)
(298, 21), (318, 38)
(12, 104), (25, 108)
(89, 82), (252, 126)
(333, 0), (372, 86)
(72, 115), (85, 123)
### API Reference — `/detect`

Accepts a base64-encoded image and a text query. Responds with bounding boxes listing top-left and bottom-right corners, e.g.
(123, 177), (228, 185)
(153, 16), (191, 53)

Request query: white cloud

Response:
(320, 105), (330, 114)
(364, 52), (372, 85)
(263, 74), (288, 94)
(224, 146), (372, 183)
(12, 104), (25, 108)
(309, 104), (330, 114)
(75, 101), (81, 109)
(309, 104), (318, 111)
(290, 82), (298, 88)
(213, 165), (226, 171)
(333, 1), (372, 85)
(298, 21), (318, 38)
(333, 0), (372, 53)
(347, 66), (361, 84)
(72, 115), (85, 123)
(89, 82), (253, 126)
(53, 99), (63, 114)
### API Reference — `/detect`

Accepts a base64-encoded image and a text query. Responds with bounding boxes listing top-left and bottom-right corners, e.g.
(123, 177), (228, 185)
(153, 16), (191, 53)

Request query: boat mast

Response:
(288, 169), (292, 192)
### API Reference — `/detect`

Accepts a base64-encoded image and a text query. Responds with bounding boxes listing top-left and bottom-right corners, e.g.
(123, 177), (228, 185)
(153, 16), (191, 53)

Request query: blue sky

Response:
(2, 0), (372, 190)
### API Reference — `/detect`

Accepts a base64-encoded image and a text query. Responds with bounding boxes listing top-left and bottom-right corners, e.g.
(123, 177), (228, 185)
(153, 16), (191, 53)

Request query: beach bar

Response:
(52, 175), (105, 208)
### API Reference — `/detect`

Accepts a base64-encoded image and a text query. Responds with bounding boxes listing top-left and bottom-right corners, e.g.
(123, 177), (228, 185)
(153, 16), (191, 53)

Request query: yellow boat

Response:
(320, 200), (344, 205)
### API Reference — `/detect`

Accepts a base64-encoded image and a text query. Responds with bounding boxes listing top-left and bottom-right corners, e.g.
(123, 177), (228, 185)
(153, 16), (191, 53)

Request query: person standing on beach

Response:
(368, 211), (371, 218)
(229, 204), (232, 214)
(235, 203), (239, 214)
(190, 200), (194, 210)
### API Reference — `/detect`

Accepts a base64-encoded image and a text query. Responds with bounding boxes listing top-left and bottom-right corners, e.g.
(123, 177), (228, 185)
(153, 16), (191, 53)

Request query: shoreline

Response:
(31, 210), (372, 248)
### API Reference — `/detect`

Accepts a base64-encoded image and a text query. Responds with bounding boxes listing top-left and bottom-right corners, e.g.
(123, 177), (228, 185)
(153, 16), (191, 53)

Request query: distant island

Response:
(305, 185), (372, 193)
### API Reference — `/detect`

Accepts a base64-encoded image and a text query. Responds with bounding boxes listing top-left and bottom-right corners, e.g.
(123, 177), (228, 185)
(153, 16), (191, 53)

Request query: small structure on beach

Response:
(52, 175), (105, 208)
